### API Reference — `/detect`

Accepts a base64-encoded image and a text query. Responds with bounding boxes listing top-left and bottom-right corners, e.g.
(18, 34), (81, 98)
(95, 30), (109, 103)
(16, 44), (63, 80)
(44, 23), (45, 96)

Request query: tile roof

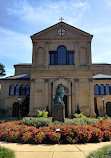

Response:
(0, 74), (30, 80)
(93, 74), (111, 80)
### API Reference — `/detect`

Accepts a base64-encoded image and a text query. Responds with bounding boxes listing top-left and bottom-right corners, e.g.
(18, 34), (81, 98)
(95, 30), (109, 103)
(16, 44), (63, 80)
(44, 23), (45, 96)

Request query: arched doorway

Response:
(63, 95), (68, 117)
(94, 97), (99, 116)
(12, 102), (19, 117)
(21, 96), (29, 117)
(62, 86), (68, 118)
(52, 78), (72, 118)
(106, 102), (111, 116)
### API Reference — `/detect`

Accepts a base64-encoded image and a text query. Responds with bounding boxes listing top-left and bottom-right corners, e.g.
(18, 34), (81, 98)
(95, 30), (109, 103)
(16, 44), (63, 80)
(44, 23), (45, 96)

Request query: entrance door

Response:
(12, 102), (19, 117)
(94, 98), (99, 116)
(21, 96), (29, 117)
(63, 95), (68, 117)
(106, 102), (111, 116)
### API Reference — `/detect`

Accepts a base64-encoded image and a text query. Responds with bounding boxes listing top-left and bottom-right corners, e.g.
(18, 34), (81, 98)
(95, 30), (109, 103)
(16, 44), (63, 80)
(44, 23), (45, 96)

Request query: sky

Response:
(0, 0), (111, 77)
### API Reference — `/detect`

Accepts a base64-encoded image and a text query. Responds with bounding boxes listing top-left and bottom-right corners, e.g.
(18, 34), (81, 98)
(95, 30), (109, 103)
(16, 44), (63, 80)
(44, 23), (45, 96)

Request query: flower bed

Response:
(0, 120), (111, 144)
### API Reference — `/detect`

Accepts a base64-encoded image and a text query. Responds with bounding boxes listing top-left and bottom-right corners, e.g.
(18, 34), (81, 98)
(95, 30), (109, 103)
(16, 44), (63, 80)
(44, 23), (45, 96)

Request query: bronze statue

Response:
(53, 83), (64, 104)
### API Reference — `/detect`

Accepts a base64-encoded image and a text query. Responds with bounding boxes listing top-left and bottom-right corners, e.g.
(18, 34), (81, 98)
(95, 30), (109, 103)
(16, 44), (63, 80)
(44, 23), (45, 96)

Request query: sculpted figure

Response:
(53, 83), (64, 104)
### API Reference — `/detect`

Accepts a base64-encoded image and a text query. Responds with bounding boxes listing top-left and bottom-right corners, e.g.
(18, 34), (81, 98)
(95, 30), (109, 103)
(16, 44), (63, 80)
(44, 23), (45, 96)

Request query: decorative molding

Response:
(89, 78), (93, 82)
(33, 41), (37, 45)
(44, 79), (49, 82)
(74, 78), (79, 82)
(30, 78), (35, 82)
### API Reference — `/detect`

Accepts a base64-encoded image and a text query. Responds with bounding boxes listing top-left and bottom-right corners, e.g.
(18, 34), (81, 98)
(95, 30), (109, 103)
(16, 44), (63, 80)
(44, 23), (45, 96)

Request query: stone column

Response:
(32, 41), (37, 68)
(89, 78), (96, 117)
(87, 41), (92, 67)
(44, 79), (49, 107)
(74, 78), (79, 112)
(28, 79), (35, 116)
(74, 42), (79, 67)
(45, 43), (49, 69)
(71, 80), (75, 116)
(68, 82), (72, 118)
(48, 82), (52, 115)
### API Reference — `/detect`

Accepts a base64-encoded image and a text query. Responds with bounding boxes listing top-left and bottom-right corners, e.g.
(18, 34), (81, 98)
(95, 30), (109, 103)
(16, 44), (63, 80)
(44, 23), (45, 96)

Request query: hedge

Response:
(0, 120), (111, 144)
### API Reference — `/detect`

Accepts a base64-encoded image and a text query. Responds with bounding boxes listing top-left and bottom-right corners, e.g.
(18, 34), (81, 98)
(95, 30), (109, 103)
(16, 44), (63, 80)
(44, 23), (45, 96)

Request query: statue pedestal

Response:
(52, 103), (65, 122)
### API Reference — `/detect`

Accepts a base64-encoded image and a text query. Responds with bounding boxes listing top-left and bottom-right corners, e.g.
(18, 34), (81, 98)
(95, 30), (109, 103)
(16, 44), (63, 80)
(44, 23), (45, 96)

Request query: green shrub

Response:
(22, 117), (98, 128)
(0, 146), (15, 158)
(103, 114), (108, 120)
(87, 144), (111, 158)
(1, 120), (111, 144)
(74, 113), (86, 118)
(37, 110), (48, 118)
(22, 117), (52, 128)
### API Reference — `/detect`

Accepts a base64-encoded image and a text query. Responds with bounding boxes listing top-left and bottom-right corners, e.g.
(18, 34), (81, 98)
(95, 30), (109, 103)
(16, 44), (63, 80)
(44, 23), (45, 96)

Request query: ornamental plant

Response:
(0, 120), (111, 144)
(37, 110), (48, 118)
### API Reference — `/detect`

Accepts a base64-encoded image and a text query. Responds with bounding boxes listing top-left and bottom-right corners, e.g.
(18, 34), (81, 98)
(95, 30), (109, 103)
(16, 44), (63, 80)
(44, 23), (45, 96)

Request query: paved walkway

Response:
(0, 141), (111, 158)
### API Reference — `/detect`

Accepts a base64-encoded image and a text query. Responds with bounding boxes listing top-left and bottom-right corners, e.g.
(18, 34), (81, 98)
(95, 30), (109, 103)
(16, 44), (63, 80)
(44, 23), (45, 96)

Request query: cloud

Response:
(7, 0), (89, 26)
(5, 68), (14, 77)
(0, 27), (32, 62)
(105, 0), (111, 6)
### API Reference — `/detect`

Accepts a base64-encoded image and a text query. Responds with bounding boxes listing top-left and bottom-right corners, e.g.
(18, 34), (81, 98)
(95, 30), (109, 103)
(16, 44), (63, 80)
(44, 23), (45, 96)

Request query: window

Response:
(9, 85), (15, 95)
(20, 85), (26, 95)
(58, 46), (67, 65)
(26, 85), (30, 96)
(15, 85), (20, 95)
(105, 84), (110, 95)
(100, 84), (105, 95)
(94, 84), (99, 95)
(49, 46), (74, 65)
(110, 86), (111, 95)
(68, 51), (74, 65)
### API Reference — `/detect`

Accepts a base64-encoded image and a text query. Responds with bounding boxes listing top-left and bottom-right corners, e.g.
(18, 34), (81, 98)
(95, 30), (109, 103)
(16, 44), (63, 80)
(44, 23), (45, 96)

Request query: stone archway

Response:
(52, 78), (72, 117)
(63, 95), (68, 117)
(12, 102), (19, 117)
(106, 102), (111, 116)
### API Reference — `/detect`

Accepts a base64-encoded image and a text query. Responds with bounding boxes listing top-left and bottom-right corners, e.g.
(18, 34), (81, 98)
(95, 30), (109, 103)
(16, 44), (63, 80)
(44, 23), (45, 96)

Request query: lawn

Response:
(87, 144), (111, 158)
(0, 145), (15, 158)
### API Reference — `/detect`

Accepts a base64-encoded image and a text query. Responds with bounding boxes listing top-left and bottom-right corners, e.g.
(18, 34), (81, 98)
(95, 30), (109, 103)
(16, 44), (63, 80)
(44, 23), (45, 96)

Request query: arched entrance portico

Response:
(52, 77), (72, 117)
(63, 95), (68, 117)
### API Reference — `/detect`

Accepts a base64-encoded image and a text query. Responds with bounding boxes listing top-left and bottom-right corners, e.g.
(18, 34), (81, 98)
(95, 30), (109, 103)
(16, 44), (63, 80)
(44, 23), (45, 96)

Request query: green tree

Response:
(0, 63), (6, 77)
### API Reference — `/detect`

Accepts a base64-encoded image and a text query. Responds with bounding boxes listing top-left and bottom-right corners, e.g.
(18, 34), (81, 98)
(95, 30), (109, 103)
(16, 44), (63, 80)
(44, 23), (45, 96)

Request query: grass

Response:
(0, 146), (15, 158)
(87, 144), (111, 158)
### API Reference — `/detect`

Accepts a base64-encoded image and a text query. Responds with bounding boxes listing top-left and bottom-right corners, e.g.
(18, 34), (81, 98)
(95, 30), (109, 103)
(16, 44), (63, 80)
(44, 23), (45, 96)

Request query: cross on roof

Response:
(59, 17), (64, 22)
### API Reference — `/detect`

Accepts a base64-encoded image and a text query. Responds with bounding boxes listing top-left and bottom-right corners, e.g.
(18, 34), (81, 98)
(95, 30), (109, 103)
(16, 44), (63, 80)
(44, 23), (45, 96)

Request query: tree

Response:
(0, 63), (6, 77)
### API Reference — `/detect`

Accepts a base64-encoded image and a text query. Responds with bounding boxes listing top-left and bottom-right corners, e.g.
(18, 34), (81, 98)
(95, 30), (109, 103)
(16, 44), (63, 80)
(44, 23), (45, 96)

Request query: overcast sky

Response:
(0, 0), (111, 76)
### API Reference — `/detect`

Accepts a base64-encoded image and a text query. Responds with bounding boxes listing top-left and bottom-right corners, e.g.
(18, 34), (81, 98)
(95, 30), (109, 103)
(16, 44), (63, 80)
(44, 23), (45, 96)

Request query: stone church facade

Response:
(1, 21), (111, 117)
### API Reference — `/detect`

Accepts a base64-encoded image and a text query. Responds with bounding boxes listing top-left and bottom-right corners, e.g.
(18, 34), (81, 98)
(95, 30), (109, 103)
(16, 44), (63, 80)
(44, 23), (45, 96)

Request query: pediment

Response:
(31, 22), (93, 40)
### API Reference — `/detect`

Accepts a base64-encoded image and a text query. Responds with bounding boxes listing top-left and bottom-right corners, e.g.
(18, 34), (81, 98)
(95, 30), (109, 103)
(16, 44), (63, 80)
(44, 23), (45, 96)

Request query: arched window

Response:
(94, 84), (99, 95)
(57, 46), (67, 65)
(110, 86), (111, 95)
(26, 85), (30, 96)
(49, 46), (74, 65)
(105, 84), (110, 95)
(15, 85), (20, 95)
(20, 85), (26, 95)
(9, 85), (15, 95)
(100, 84), (105, 95)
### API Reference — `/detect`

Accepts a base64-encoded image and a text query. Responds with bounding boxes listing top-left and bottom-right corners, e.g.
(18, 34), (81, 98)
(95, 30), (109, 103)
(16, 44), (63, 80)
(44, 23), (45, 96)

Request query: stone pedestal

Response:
(52, 104), (65, 122)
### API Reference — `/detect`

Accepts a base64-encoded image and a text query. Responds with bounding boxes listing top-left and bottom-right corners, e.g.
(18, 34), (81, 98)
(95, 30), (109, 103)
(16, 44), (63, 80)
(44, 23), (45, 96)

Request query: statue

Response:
(53, 83), (64, 104)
